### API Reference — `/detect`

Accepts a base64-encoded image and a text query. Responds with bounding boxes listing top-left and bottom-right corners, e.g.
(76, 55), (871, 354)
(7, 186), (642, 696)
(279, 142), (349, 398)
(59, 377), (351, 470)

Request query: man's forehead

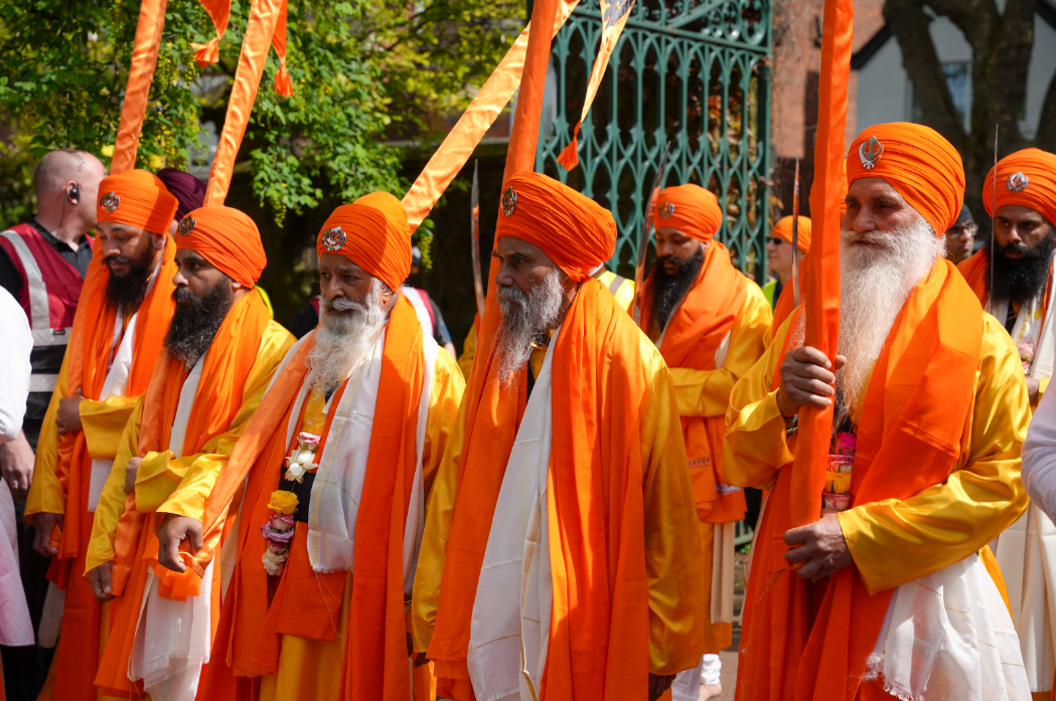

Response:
(996, 203), (1046, 222)
(318, 252), (364, 273)
(846, 177), (904, 203)
(497, 235), (550, 262)
(655, 226), (693, 241)
(98, 221), (143, 236)
(175, 249), (210, 265)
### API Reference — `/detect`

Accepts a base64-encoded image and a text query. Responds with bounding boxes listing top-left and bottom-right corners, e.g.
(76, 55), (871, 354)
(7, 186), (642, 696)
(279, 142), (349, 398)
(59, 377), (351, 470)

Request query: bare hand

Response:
(89, 562), (115, 602)
(124, 457), (143, 495)
(413, 652), (429, 668)
(783, 512), (853, 580)
(1027, 378), (1041, 405)
(777, 346), (846, 418)
(56, 389), (84, 434)
(0, 431), (35, 501)
(648, 673), (676, 700)
(32, 511), (64, 556)
(156, 513), (203, 573)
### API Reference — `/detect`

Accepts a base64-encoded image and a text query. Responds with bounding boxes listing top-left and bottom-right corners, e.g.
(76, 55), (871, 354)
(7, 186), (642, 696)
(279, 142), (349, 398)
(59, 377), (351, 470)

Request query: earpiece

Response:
(69, 184), (80, 202)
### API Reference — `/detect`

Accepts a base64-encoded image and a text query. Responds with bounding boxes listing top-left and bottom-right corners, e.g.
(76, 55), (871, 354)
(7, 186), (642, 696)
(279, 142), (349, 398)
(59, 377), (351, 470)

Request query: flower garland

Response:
(822, 431), (855, 514)
(284, 431), (320, 482)
(261, 490), (298, 576)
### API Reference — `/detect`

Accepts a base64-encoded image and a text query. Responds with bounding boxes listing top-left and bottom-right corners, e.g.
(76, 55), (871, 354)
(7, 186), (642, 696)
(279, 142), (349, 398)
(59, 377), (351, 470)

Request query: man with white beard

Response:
(156, 192), (465, 701)
(725, 122), (1031, 700)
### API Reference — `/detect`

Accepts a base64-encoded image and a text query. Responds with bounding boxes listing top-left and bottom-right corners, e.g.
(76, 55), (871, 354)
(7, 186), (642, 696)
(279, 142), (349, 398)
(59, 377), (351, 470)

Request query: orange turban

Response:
(771, 215), (812, 253)
(316, 192), (411, 292)
(97, 169), (179, 235)
(175, 206), (266, 287)
(652, 183), (723, 242)
(846, 122), (964, 235)
(495, 171), (616, 282)
(839, 158), (849, 217)
(982, 148), (1056, 227)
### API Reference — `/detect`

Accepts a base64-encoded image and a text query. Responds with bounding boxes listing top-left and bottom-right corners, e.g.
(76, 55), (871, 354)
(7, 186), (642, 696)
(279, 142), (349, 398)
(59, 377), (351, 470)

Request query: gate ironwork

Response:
(537, 0), (772, 278)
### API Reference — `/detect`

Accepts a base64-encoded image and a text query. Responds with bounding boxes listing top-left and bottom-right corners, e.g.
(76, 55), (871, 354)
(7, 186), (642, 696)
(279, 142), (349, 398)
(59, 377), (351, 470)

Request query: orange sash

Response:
(94, 290), (271, 695)
(200, 296), (424, 701)
(739, 260), (983, 700)
(428, 280), (653, 700)
(638, 242), (746, 523)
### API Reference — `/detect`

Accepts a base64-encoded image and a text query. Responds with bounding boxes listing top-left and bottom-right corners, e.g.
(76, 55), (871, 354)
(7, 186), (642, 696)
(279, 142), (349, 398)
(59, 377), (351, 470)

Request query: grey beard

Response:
(494, 268), (566, 387)
(834, 217), (944, 426)
(306, 282), (388, 397)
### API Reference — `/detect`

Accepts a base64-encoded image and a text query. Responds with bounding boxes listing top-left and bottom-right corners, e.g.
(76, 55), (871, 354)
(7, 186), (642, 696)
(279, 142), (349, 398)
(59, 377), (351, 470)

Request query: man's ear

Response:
(153, 232), (168, 251)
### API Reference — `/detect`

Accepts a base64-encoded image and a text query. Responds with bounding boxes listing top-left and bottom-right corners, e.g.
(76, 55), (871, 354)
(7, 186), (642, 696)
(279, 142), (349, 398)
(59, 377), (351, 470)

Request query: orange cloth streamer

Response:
(203, 0), (292, 207)
(770, 215), (812, 253)
(95, 290), (272, 696)
(192, 0), (231, 66)
(495, 171), (616, 282)
(175, 205), (266, 287)
(652, 184), (723, 242)
(982, 147), (1056, 226)
(316, 192), (412, 292)
(847, 122), (965, 235)
(110, 0), (168, 174)
(556, 0), (633, 171)
(97, 169), (179, 235)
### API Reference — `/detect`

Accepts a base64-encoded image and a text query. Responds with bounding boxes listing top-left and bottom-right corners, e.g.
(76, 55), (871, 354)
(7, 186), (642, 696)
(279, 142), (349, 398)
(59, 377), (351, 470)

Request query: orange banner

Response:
(203, 0), (292, 206)
(789, 0), (852, 528)
(192, 0), (231, 66)
(556, 0), (634, 170)
(402, 0), (580, 232)
(110, 0), (169, 174)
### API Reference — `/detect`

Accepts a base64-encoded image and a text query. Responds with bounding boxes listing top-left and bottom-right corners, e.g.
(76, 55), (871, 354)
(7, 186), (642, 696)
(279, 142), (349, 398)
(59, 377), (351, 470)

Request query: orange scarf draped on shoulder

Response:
(638, 242), (746, 523)
(740, 260), (982, 700)
(957, 249), (989, 303)
(52, 236), (178, 583)
(772, 265), (802, 331)
(94, 290), (272, 696)
(197, 296), (424, 701)
(428, 279), (653, 700)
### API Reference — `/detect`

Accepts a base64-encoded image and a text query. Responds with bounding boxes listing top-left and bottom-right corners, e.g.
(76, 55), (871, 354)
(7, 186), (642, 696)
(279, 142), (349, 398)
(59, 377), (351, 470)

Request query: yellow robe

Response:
(724, 311), (1030, 596)
(413, 339), (703, 676)
(258, 347), (465, 701)
(85, 320), (294, 571)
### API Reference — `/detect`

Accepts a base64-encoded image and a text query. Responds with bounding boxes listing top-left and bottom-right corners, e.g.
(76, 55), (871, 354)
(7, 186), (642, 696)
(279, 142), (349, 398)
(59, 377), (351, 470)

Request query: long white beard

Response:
(835, 216), (945, 425)
(306, 282), (388, 396)
(494, 269), (566, 387)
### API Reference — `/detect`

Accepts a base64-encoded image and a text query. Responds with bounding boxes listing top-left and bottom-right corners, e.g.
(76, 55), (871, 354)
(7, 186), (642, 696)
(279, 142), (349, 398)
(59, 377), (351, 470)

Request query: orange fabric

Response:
(401, 1), (579, 232)
(556, 0), (633, 171)
(982, 148), (1056, 226)
(270, 0), (293, 96)
(428, 279), (657, 698)
(771, 215), (812, 253)
(97, 169), (179, 235)
(847, 122), (965, 236)
(316, 193), (412, 292)
(957, 250), (989, 299)
(95, 290), (271, 695)
(193, 0), (231, 66)
(495, 171), (616, 282)
(652, 184), (722, 243)
(203, 0), (291, 207)
(110, 0), (168, 173)
(200, 297), (424, 701)
(740, 261), (983, 700)
(771, 275), (799, 330)
(638, 242), (746, 522)
(176, 205), (267, 286)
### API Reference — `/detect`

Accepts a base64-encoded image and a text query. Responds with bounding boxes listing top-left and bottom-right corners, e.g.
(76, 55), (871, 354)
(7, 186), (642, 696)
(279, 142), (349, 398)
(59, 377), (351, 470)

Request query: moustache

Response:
(996, 242), (1031, 258)
(323, 297), (365, 313)
(171, 286), (198, 306)
(104, 254), (132, 266)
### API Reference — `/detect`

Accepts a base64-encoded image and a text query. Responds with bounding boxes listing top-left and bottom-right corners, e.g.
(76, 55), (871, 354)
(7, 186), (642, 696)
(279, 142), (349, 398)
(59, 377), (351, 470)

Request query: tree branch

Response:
(1037, 69), (1056, 149)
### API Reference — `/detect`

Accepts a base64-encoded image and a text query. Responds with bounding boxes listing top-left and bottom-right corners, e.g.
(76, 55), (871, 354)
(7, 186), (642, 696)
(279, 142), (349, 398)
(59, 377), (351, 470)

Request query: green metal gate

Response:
(536, 0), (772, 278)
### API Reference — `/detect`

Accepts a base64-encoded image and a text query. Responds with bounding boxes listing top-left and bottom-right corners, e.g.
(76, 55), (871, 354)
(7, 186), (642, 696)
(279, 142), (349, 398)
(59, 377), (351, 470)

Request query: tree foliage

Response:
(0, 0), (521, 226)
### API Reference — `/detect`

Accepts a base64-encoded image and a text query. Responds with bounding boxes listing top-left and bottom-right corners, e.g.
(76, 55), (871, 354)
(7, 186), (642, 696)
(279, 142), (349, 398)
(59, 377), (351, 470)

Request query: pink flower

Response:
(298, 432), (321, 450)
(833, 432), (856, 455)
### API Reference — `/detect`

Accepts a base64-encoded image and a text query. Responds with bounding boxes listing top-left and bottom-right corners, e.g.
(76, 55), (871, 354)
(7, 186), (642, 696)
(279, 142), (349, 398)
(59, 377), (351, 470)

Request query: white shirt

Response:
(1023, 388), (1056, 521)
(0, 287), (31, 441)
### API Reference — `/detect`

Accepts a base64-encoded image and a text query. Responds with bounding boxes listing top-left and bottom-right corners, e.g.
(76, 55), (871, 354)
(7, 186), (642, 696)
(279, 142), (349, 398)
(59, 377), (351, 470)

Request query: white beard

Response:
(306, 281), (388, 396)
(494, 268), (565, 387)
(835, 216), (946, 425)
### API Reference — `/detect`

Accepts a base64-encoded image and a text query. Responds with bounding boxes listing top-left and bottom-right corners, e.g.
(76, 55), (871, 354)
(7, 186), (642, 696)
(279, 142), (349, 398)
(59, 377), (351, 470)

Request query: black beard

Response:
(104, 244), (157, 310)
(991, 232), (1056, 306)
(163, 279), (234, 368)
(652, 247), (705, 330)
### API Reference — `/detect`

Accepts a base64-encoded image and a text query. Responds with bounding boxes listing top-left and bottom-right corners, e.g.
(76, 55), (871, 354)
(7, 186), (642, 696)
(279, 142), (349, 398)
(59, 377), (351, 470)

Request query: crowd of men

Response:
(1, 120), (1055, 701)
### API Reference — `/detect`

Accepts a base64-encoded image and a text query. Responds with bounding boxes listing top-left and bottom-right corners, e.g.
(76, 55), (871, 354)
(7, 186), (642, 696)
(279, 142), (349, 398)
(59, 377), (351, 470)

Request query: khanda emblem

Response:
(100, 192), (120, 213)
(177, 216), (196, 236)
(1007, 172), (1030, 193)
(859, 136), (884, 170)
(321, 226), (346, 251)
(659, 201), (676, 219)
(502, 186), (518, 216)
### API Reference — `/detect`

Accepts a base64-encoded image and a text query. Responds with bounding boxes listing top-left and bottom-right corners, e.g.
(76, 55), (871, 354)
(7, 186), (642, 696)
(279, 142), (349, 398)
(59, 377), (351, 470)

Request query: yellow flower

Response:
(267, 490), (299, 516)
(824, 471), (852, 495)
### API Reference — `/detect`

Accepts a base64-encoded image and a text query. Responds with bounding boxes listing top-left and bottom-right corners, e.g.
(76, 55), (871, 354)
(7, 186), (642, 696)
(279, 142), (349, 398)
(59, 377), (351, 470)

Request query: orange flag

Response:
(788, 0), (851, 529)
(203, 0), (293, 207)
(110, 0), (169, 173)
(556, 0), (634, 171)
(192, 0), (231, 66)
